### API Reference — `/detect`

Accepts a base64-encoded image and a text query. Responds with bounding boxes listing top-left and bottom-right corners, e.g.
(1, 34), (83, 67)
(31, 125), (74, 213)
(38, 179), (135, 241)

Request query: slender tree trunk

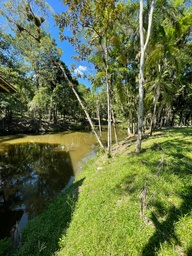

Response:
(49, 96), (53, 123)
(49, 108), (52, 123)
(160, 116), (164, 128)
(58, 63), (106, 152)
(127, 121), (131, 136)
(150, 98), (157, 136)
(157, 103), (163, 128)
(165, 107), (171, 126)
(53, 107), (57, 124)
(150, 83), (160, 136)
(179, 111), (183, 127)
(136, 0), (155, 153)
(136, 48), (145, 153)
(34, 64), (40, 91)
(171, 110), (175, 127)
(106, 75), (112, 156)
(104, 44), (112, 157)
(96, 98), (102, 137)
(133, 122), (136, 135)
(136, 0), (145, 153)
(111, 107), (118, 145)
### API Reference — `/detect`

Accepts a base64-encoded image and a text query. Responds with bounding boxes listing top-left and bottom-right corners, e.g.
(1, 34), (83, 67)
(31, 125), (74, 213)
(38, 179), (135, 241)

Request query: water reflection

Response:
(0, 143), (74, 239)
(0, 129), (127, 239)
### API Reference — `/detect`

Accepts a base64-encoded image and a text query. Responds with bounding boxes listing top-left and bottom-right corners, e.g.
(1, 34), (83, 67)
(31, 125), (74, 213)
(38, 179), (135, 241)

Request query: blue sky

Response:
(0, 0), (91, 87)
(46, 0), (91, 87)
(46, 0), (74, 67)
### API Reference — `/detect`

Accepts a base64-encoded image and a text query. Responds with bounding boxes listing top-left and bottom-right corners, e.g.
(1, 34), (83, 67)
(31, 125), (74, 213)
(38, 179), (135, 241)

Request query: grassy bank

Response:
(2, 127), (192, 255)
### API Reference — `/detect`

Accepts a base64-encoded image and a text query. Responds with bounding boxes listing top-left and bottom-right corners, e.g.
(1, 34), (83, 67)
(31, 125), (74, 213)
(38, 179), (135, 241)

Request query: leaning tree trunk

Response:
(58, 63), (106, 152)
(136, 0), (155, 153)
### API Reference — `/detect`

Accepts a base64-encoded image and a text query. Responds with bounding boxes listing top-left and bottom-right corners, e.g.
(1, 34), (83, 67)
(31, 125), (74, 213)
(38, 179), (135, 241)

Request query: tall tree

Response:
(136, 0), (155, 153)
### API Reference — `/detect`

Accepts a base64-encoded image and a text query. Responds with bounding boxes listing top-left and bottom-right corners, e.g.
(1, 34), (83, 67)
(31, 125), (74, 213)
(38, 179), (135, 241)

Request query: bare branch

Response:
(144, 0), (155, 51)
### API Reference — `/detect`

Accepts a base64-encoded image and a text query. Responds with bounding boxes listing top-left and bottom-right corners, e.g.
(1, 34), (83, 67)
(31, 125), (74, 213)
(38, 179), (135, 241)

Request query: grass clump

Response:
(3, 127), (192, 255)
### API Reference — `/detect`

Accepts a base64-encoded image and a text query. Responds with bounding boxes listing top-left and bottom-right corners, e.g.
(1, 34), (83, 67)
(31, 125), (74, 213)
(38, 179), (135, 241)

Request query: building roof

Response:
(0, 75), (17, 93)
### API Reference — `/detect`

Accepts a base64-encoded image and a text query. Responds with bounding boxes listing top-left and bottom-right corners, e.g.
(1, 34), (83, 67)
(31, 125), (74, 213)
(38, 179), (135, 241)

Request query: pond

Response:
(0, 128), (126, 239)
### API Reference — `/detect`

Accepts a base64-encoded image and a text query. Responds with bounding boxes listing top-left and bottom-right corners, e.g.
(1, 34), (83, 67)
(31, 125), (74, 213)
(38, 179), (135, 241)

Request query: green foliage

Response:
(0, 238), (12, 256)
(0, 2), (84, 126)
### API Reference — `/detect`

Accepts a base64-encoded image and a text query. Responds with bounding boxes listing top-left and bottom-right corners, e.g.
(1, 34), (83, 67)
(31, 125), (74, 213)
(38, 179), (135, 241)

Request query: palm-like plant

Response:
(144, 0), (192, 134)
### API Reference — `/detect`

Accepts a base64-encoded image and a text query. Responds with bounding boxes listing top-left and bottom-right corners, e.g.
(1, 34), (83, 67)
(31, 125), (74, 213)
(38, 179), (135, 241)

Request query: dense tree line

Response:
(0, 28), (84, 133)
(0, 0), (191, 153)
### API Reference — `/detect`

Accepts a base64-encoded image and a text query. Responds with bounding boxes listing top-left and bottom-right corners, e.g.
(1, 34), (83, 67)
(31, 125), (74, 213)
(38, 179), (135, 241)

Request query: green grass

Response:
(2, 127), (192, 256)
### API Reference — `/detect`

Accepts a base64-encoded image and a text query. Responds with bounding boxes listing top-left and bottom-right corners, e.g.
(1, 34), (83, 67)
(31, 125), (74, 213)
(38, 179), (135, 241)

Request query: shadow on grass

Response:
(187, 246), (192, 256)
(15, 177), (85, 256)
(153, 139), (192, 176)
(152, 127), (192, 137)
(142, 136), (192, 255)
(162, 126), (192, 137)
(142, 185), (192, 255)
(113, 130), (192, 255)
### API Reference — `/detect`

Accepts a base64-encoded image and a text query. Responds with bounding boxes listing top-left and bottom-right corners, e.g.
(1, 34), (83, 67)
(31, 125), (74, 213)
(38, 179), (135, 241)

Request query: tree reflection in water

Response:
(0, 143), (74, 238)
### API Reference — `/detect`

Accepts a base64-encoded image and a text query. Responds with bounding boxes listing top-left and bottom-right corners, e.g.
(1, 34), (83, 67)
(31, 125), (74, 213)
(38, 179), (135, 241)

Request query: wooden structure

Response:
(0, 75), (16, 93)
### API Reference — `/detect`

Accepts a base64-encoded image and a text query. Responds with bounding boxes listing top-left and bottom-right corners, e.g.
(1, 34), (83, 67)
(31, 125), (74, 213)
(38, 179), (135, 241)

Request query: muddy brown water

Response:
(0, 129), (126, 239)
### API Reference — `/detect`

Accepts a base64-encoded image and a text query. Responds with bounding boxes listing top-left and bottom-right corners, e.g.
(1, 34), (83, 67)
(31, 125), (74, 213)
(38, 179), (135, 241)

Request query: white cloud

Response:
(74, 65), (87, 76)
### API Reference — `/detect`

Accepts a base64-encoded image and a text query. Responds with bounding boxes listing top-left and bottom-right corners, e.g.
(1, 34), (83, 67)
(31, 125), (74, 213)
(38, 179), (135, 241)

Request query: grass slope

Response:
(3, 127), (192, 256)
